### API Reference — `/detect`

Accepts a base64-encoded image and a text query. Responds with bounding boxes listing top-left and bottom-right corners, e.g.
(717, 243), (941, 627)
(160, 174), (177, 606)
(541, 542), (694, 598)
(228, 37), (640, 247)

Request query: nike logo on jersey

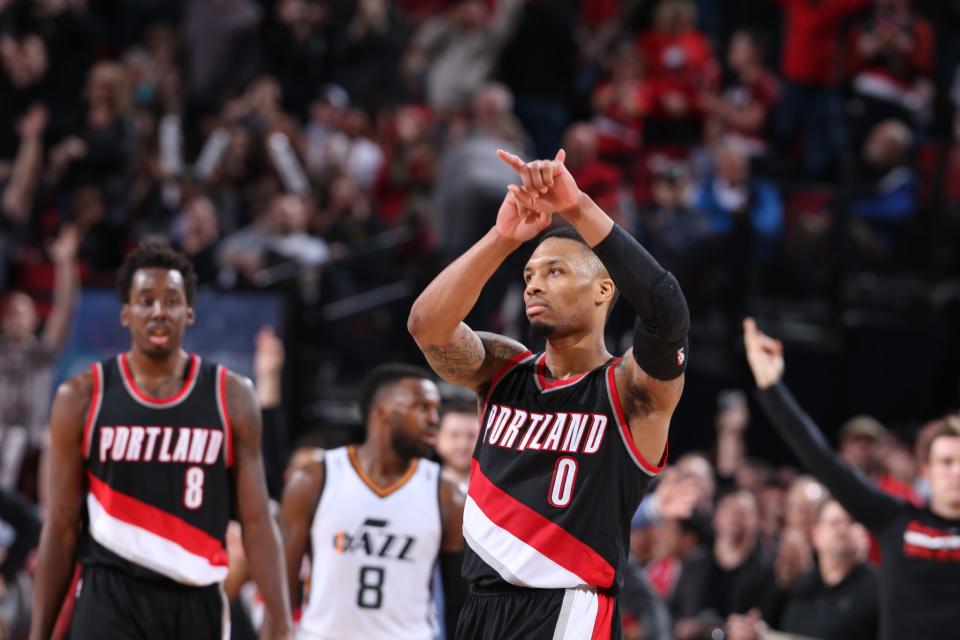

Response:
(482, 404), (608, 454)
(332, 518), (417, 562)
(97, 425), (224, 465)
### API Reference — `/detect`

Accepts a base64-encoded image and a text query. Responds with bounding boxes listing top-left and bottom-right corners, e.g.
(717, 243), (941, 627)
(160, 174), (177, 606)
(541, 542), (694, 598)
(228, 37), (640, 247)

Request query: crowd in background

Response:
(1, 0), (960, 638)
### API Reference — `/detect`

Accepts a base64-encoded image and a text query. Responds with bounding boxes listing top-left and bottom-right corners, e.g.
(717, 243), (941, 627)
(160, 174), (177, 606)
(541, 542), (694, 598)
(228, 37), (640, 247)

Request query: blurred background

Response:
(0, 0), (959, 637)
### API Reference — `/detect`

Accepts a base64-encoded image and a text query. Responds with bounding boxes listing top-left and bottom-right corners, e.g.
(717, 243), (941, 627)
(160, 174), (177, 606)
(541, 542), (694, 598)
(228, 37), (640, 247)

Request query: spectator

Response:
(254, 326), (289, 500)
(0, 225), (79, 489)
(673, 489), (775, 640)
(646, 511), (712, 624)
(701, 30), (779, 159)
(846, 0), (935, 138)
(726, 498), (879, 640)
(591, 41), (653, 163)
(405, 0), (523, 111)
(171, 194), (222, 285)
(561, 123), (622, 219)
(330, 0), (411, 113)
(849, 119), (918, 260)
(218, 192), (329, 286)
(775, 0), (870, 178)
(435, 401), (479, 492)
(263, 0), (331, 119)
(636, 0), (717, 146)
(695, 139), (784, 261)
(0, 486), (41, 639)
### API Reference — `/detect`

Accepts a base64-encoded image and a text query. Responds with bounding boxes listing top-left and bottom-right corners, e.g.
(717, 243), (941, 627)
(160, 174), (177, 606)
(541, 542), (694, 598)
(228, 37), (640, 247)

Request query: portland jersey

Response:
(299, 446), (442, 640)
(463, 351), (665, 591)
(78, 353), (233, 586)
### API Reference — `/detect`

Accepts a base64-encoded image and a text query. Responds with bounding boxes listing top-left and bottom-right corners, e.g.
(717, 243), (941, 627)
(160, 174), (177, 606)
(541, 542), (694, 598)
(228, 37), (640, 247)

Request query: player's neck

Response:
(929, 496), (960, 521)
(354, 438), (415, 485)
(543, 332), (612, 379)
(126, 347), (189, 379)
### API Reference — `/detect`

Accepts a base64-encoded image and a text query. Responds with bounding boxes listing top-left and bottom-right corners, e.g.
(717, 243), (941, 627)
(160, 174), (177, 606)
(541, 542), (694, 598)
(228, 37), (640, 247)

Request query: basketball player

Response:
(29, 241), (293, 639)
(407, 150), (689, 638)
(744, 318), (960, 639)
(276, 364), (467, 639)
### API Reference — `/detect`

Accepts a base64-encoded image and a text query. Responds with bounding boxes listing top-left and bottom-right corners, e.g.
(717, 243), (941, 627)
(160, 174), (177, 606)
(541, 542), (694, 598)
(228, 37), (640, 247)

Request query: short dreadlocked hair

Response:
(115, 239), (198, 305)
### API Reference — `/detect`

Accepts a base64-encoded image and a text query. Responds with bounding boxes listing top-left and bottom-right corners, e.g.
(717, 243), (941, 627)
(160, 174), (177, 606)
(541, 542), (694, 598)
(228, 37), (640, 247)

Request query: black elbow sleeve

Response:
(632, 273), (689, 380)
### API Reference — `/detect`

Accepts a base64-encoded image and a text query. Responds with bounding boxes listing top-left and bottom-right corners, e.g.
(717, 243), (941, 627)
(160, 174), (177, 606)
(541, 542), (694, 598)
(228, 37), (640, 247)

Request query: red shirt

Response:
(778, 0), (870, 85)
(637, 29), (715, 90)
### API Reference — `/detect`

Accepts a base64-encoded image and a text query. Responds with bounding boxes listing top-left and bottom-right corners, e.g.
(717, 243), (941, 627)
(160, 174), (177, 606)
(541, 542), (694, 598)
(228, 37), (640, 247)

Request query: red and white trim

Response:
(86, 472), (228, 586)
(118, 352), (200, 409)
(484, 350), (535, 407)
(604, 363), (666, 477)
(464, 460), (615, 589)
(81, 362), (104, 458)
(552, 587), (615, 640)
(215, 366), (234, 468)
(533, 354), (591, 394)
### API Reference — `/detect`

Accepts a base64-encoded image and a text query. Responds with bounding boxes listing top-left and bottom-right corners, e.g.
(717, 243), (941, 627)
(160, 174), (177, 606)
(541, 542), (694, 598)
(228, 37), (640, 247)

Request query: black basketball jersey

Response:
(462, 351), (665, 592)
(78, 352), (234, 586)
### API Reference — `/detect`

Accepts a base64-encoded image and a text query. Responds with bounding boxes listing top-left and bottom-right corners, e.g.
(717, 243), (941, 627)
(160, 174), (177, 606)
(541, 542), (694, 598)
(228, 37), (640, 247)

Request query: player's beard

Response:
(390, 426), (429, 460)
(530, 320), (556, 339)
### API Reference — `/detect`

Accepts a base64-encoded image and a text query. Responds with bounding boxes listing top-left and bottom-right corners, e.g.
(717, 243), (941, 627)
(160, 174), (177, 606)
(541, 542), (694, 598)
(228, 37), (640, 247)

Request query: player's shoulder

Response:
(475, 331), (532, 363)
(54, 367), (95, 406)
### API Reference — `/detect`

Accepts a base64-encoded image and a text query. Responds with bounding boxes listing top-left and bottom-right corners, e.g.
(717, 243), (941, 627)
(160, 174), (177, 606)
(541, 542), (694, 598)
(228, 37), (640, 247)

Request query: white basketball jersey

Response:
(298, 446), (442, 640)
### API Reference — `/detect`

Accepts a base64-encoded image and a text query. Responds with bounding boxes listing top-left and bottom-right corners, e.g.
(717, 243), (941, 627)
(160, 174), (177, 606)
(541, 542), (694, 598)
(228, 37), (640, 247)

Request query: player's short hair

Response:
(116, 239), (198, 304)
(359, 363), (434, 425)
(537, 226), (620, 313)
(921, 415), (960, 462)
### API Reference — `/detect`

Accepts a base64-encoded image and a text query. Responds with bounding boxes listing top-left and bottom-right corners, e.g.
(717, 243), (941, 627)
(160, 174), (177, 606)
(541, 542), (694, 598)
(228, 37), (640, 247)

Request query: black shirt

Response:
(780, 563), (879, 640)
(757, 383), (960, 640)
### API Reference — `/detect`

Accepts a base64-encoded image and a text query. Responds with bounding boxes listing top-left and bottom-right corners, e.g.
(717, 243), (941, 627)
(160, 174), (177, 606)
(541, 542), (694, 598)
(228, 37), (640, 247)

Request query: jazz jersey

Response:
(463, 351), (665, 591)
(299, 446), (442, 640)
(78, 353), (234, 586)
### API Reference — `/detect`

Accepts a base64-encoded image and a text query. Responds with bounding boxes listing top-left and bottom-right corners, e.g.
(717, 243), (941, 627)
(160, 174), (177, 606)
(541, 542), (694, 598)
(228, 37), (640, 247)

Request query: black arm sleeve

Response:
(592, 224), (689, 379)
(0, 487), (41, 581)
(440, 551), (467, 637)
(755, 383), (904, 532)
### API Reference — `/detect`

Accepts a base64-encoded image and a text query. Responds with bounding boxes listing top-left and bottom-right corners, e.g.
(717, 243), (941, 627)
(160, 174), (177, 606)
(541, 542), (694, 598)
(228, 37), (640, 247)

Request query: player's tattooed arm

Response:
(614, 354), (684, 469)
(227, 372), (294, 639)
(29, 372), (90, 640)
(277, 460), (325, 608)
(420, 326), (528, 394)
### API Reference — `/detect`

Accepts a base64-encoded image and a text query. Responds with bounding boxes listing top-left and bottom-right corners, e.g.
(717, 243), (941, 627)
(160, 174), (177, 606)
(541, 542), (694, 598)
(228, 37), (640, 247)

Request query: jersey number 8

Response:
(357, 566), (385, 609)
(183, 466), (205, 509)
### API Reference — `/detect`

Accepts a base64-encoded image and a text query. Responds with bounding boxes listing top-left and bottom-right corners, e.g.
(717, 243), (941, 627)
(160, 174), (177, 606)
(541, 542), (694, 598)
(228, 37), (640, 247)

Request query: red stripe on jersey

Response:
(86, 472), (228, 567)
(81, 363), (103, 458)
(484, 350), (534, 407)
(217, 367), (234, 467)
(468, 459), (616, 588)
(536, 354), (591, 391)
(591, 592), (615, 639)
(119, 352), (199, 407)
(606, 365), (667, 475)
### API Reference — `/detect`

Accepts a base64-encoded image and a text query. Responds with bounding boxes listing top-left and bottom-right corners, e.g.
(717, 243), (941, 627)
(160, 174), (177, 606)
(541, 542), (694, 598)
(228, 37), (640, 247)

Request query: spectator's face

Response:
(727, 33), (757, 71)
(269, 195), (309, 234)
(676, 454), (716, 507)
(523, 239), (614, 341)
(812, 500), (863, 560)
(563, 125), (598, 168)
(925, 436), (960, 512)
(383, 379), (441, 459)
(785, 478), (824, 531)
(184, 197), (220, 251)
(714, 492), (759, 545)
(451, 1), (486, 29)
(652, 177), (684, 209)
(839, 435), (880, 472)
(1, 292), (39, 342)
(121, 268), (195, 359)
(436, 411), (479, 474)
(715, 147), (750, 186)
(629, 526), (656, 563)
(864, 122), (908, 168)
(1, 35), (48, 88)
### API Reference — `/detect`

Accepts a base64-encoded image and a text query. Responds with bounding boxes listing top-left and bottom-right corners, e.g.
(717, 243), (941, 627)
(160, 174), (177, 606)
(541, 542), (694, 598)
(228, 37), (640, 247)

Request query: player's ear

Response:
(596, 277), (615, 306)
(120, 304), (130, 327)
(186, 306), (196, 326)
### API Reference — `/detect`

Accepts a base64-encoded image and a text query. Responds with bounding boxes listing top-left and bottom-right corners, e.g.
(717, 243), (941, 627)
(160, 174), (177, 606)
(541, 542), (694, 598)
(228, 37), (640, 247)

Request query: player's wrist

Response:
(489, 226), (524, 250)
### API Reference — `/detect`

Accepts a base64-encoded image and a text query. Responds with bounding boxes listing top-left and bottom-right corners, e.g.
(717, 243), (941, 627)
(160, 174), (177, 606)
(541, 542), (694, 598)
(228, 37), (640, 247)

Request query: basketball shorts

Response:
(68, 564), (228, 640)
(455, 583), (620, 640)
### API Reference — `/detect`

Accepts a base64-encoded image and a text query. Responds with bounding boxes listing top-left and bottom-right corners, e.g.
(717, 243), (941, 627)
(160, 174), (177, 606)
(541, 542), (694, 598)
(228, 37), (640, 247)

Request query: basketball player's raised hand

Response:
(743, 317), (784, 389)
(497, 149), (580, 215)
(494, 190), (552, 242)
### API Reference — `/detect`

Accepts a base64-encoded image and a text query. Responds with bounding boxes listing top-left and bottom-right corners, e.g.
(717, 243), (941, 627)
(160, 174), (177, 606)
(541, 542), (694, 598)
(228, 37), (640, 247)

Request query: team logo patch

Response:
(677, 348), (686, 367)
